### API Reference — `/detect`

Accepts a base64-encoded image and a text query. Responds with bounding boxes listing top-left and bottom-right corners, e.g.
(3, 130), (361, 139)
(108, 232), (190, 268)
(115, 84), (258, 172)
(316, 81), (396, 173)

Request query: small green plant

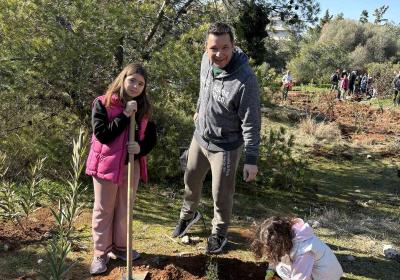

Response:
(0, 181), (25, 230)
(259, 127), (310, 190)
(0, 152), (8, 178)
(42, 128), (87, 279)
(19, 157), (46, 217)
(62, 129), (88, 236)
(41, 237), (75, 280)
(0, 153), (25, 229)
(351, 104), (368, 134)
(205, 257), (219, 280)
(320, 92), (337, 121)
(48, 128), (87, 239)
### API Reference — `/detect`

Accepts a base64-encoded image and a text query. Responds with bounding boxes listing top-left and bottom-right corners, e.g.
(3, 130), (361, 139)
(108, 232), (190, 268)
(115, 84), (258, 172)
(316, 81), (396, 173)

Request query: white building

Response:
(268, 17), (291, 40)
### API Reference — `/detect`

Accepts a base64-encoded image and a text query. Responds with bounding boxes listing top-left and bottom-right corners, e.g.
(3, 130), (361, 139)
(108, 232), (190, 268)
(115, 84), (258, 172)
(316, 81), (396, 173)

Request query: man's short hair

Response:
(207, 22), (234, 43)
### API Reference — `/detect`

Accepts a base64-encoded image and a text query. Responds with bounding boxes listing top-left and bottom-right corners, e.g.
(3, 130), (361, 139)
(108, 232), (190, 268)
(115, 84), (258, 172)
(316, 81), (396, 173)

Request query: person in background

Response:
(392, 70), (400, 106)
(348, 70), (357, 95)
(360, 73), (368, 97)
(330, 69), (340, 95)
(339, 73), (349, 100)
(282, 70), (293, 100)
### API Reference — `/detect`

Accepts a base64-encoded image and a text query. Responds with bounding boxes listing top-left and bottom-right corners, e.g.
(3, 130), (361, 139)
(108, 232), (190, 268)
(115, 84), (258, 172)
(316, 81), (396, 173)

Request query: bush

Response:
(366, 62), (400, 97)
(148, 108), (195, 183)
(254, 63), (280, 106)
(145, 25), (207, 182)
(288, 42), (348, 84)
(289, 20), (400, 84)
(258, 127), (310, 190)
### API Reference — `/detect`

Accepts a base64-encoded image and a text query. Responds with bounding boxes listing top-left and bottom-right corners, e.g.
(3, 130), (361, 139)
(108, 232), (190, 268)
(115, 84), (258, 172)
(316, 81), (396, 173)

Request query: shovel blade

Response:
(122, 271), (149, 280)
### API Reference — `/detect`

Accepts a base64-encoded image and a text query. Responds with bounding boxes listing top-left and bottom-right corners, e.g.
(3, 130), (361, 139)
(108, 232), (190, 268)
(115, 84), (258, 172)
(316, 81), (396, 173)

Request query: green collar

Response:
(212, 66), (224, 77)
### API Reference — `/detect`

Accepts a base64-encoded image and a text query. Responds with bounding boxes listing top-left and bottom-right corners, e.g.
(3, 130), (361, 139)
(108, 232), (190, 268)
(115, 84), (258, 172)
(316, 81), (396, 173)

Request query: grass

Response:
(361, 97), (399, 109)
(1, 101), (400, 279)
(292, 84), (331, 92)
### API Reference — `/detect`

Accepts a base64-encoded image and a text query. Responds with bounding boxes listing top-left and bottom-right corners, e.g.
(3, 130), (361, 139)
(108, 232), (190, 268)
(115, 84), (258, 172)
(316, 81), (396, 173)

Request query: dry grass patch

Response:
(308, 208), (400, 247)
(297, 117), (342, 146)
(382, 138), (400, 156)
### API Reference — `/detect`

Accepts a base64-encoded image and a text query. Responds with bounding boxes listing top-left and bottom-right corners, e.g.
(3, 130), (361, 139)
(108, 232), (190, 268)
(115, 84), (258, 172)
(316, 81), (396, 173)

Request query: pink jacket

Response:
(340, 77), (349, 90)
(275, 219), (343, 280)
(85, 95), (129, 184)
(85, 95), (149, 184)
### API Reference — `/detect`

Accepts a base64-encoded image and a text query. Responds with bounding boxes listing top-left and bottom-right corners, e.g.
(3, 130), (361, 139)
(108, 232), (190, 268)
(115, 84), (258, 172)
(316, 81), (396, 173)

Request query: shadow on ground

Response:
(336, 252), (400, 280)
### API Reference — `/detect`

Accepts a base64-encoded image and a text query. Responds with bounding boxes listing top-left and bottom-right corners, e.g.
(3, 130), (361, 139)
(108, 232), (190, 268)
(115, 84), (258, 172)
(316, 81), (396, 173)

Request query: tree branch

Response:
(174, 0), (195, 23)
(144, 0), (197, 56)
(144, 0), (171, 46)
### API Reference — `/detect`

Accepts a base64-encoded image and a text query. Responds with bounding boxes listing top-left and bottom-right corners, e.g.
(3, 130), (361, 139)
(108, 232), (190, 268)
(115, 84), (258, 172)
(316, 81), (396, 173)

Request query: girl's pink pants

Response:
(91, 160), (140, 256)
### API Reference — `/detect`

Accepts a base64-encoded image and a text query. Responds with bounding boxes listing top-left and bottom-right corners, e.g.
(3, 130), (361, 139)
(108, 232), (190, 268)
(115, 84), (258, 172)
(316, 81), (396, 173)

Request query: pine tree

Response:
(373, 5), (389, 24)
(359, 10), (368, 24)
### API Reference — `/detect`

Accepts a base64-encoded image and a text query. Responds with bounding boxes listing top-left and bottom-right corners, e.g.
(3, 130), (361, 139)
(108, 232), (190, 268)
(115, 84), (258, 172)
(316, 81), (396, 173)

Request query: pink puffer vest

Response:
(85, 95), (129, 184)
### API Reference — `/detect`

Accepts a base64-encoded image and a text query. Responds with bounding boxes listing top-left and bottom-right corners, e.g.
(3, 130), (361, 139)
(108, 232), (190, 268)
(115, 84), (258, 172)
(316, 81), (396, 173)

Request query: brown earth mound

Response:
(91, 255), (268, 280)
(0, 207), (54, 250)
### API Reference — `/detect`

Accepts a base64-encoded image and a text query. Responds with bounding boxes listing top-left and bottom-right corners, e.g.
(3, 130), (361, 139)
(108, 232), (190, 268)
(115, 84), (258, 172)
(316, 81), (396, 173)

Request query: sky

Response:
(318, 0), (400, 24)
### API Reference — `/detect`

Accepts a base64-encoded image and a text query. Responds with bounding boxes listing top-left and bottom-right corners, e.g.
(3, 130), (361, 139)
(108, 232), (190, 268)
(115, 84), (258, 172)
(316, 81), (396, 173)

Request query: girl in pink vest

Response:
(339, 74), (349, 101)
(86, 63), (157, 275)
(252, 217), (343, 280)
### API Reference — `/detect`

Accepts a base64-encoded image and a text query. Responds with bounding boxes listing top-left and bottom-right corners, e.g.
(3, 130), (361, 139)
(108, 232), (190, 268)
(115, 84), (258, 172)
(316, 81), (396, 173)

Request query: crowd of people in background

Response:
(281, 68), (400, 106)
(330, 69), (377, 101)
(330, 68), (400, 105)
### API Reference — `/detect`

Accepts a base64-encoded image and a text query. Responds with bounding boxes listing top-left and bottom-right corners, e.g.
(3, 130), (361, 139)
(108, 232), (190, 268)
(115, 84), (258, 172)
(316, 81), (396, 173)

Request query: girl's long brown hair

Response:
(251, 216), (294, 265)
(104, 63), (152, 122)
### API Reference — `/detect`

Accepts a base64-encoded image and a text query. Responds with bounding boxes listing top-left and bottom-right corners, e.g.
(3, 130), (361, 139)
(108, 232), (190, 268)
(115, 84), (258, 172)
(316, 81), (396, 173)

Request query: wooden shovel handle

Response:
(126, 113), (135, 279)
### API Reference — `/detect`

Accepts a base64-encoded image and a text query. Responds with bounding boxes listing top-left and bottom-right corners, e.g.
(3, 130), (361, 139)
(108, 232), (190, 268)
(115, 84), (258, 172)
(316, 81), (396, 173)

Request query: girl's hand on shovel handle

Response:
(127, 141), (140, 155)
(123, 100), (137, 117)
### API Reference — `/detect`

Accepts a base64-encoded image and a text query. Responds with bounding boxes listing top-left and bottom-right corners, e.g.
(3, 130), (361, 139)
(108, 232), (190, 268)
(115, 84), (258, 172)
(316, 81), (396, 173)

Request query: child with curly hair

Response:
(252, 216), (343, 280)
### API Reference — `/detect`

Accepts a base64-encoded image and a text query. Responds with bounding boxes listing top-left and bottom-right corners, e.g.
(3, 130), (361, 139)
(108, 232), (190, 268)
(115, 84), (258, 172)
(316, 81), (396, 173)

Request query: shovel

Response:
(122, 112), (148, 280)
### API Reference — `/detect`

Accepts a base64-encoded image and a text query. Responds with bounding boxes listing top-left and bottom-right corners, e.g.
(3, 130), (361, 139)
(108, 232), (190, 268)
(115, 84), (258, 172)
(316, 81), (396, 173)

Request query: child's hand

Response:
(127, 141), (140, 155)
(265, 269), (275, 280)
(265, 269), (282, 280)
(123, 100), (137, 117)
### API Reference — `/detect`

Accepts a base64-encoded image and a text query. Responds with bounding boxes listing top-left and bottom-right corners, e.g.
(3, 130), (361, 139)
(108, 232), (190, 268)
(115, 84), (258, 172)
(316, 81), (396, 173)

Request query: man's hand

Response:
(243, 164), (258, 182)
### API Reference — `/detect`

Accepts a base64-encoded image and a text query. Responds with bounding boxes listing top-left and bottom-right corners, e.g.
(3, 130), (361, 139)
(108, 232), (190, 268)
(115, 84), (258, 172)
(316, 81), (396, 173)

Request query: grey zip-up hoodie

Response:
(194, 48), (261, 165)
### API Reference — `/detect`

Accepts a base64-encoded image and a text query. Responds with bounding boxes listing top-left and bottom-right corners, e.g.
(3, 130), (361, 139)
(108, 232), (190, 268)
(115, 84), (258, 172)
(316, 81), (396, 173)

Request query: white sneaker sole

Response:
(177, 212), (202, 238)
(89, 256), (109, 275)
(108, 250), (141, 262)
(206, 238), (227, 254)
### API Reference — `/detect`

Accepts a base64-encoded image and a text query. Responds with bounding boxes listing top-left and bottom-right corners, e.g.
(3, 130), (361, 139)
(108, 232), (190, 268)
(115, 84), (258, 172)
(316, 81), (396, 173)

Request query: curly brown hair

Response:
(251, 216), (294, 265)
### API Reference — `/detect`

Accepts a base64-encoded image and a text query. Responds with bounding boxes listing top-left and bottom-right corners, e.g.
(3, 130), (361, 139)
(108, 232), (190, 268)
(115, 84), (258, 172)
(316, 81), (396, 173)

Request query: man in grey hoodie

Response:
(172, 22), (261, 254)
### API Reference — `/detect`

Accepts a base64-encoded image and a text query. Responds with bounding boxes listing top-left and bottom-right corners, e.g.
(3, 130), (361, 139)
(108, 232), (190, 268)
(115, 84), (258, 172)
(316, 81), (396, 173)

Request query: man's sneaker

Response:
(172, 211), (201, 238)
(206, 234), (227, 254)
(90, 254), (110, 275)
(108, 249), (141, 262)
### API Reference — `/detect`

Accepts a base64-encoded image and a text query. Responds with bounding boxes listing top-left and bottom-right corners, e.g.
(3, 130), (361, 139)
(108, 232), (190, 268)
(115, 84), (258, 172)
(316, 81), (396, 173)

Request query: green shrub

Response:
(366, 62), (400, 97)
(258, 127), (310, 190)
